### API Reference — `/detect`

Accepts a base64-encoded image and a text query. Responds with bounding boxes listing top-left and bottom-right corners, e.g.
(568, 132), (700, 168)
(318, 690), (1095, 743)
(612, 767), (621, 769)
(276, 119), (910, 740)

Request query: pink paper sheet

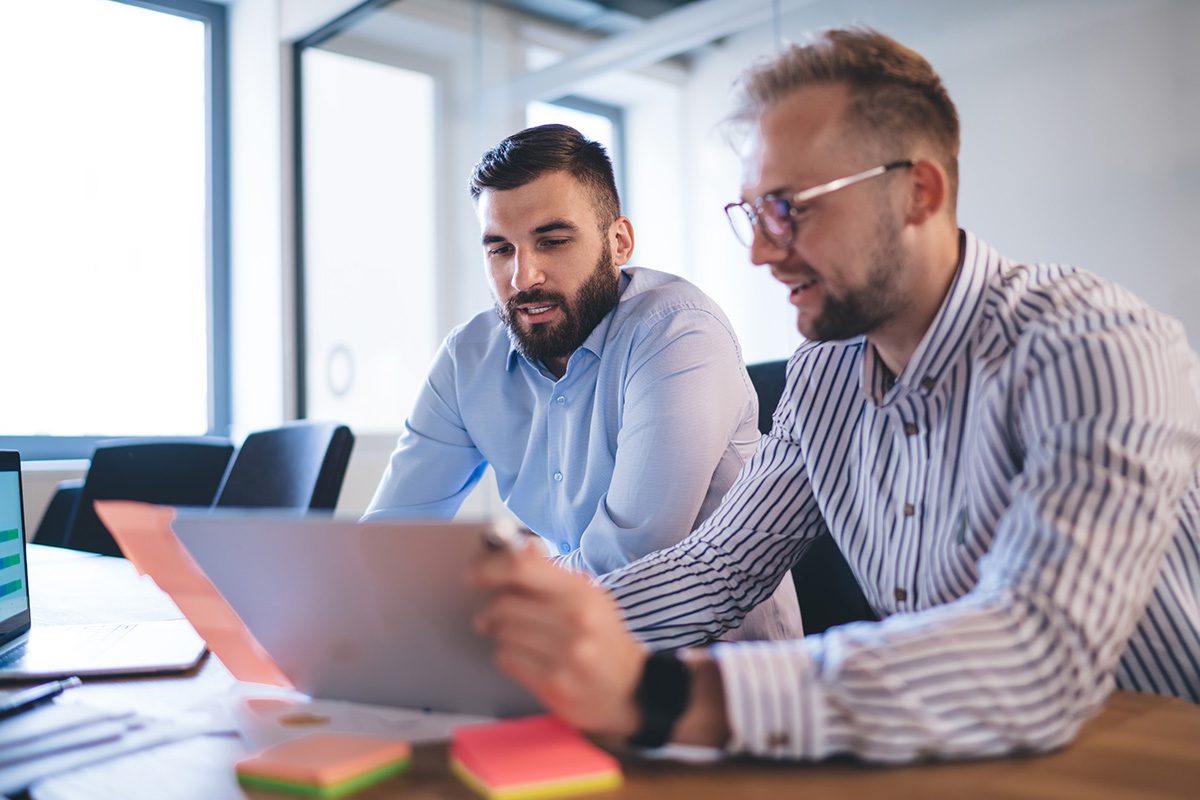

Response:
(95, 500), (293, 688)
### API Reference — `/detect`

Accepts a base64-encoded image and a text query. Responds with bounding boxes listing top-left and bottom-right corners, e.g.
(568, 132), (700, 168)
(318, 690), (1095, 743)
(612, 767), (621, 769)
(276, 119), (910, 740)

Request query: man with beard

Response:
(366, 124), (802, 641)
(471, 29), (1200, 761)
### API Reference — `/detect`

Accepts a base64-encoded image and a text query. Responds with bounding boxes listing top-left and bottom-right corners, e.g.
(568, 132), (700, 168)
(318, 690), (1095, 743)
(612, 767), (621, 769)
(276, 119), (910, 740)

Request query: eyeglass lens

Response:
(760, 197), (793, 243)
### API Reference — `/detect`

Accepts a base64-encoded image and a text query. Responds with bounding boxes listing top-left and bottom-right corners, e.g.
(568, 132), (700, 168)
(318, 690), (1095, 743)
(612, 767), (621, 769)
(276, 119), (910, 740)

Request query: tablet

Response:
(171, 511), (539, 717)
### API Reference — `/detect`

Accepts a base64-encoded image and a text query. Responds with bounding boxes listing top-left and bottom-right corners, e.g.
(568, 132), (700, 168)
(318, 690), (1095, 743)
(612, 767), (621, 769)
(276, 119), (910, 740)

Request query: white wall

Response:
(20, 462), (87, 540)
(229, 0), (289, 439)
(186, 0), (1200, 524)
(676, 0), (1200, 358)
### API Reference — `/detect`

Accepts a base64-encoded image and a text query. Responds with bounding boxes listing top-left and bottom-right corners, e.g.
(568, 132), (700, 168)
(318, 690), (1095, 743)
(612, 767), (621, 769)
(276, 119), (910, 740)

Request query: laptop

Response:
(0, 451), (206, 680)
(166, 509), (540, 718)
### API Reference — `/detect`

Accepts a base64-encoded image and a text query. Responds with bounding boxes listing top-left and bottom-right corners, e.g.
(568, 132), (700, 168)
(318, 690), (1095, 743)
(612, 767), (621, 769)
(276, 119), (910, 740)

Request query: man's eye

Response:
(540, 238), (569, 248)
(487, 244), (513, 257)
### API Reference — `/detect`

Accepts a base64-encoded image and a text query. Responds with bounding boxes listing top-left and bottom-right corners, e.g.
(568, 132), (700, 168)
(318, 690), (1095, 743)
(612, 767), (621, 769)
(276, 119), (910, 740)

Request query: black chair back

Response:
(213, 421), (354, 511)
(32, 478), (83, 547)
(67, 439), (235, 556)
(745, 359), (878, 635)
(746, 359), (789, 436)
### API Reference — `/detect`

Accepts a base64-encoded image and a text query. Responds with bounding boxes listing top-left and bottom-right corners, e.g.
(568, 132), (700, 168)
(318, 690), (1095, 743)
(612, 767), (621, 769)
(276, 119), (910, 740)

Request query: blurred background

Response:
(4, 0), (1197, 524)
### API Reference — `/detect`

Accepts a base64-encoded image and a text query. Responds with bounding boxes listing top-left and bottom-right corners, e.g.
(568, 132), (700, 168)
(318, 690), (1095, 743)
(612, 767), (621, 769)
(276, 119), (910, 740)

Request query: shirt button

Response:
(894, 587), (908, 603)
(903, 502), (915, 517)
(903, 423), (918, 436)
(556, 395), (566, 405)
(560, 542), (571, 554)
(920, 376), (936, 391)
(553, 471), (563, 482)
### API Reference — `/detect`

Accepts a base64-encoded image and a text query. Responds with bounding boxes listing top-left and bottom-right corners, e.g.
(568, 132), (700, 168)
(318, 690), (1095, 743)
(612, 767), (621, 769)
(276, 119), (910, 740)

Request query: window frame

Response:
(0, 0), (231, 460)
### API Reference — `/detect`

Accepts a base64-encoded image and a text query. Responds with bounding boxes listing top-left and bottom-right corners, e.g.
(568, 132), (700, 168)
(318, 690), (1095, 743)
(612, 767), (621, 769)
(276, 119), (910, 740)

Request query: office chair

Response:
(32, 478), (84, 547)
(65, 439), (235, 556)
(212, 421), (354, 511)
(746, 359), (789, 437)
(745, 359), (878, 635)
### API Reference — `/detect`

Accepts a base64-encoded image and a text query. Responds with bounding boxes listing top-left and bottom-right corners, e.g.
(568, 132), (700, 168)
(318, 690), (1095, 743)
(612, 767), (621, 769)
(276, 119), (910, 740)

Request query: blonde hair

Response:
(731, 28), (960, 207)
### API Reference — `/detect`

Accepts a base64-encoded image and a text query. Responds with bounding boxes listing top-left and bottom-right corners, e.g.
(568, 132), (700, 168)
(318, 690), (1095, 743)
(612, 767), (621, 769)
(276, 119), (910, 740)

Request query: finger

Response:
(493, 646), (605, 730)
(475, 593), (578, 646)
(467, 546), (521, 588)
(470, 540), (564, 591)
(493, 639), (557, 688)
(486, 618), (569, 668)
(506, 547), (596, 597)
(491, 641), (588, 711)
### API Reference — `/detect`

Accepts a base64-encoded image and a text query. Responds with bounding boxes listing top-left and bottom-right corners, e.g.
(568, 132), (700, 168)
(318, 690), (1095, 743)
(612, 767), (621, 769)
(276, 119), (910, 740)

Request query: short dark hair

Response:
(730, 27), (960, 209)
(469, 124), (621, 229)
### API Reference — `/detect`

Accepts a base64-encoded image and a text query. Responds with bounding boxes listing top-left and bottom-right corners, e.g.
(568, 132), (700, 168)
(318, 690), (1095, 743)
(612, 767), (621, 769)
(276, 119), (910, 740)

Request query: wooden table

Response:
(18, 545), (1200, 800)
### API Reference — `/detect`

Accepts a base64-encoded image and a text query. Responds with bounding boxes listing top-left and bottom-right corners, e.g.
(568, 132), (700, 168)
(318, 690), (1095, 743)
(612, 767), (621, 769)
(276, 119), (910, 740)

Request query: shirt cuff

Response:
(710, 640), (824, 759)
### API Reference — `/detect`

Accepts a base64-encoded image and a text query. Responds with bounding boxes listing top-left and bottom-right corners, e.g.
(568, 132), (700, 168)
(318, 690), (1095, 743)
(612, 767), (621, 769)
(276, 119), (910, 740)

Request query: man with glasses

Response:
(367, 123), (801, 641)
(472, 28), (1200, 761)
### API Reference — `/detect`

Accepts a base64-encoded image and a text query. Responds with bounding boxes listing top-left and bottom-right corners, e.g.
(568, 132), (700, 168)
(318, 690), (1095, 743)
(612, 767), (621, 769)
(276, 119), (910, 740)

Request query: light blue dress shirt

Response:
(366, 267), (805, 639)
(364, 267), (763, 575)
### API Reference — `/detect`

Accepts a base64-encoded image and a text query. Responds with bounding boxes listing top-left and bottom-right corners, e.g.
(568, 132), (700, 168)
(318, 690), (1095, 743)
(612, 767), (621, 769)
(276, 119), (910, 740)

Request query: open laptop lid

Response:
(0, 452), (32, 646)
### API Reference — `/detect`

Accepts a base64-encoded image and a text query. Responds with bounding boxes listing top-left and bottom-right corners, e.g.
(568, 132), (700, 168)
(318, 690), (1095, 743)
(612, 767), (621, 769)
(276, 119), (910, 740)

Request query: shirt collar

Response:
(505, 269), (631, 374)
(861, 230), (1002, 406)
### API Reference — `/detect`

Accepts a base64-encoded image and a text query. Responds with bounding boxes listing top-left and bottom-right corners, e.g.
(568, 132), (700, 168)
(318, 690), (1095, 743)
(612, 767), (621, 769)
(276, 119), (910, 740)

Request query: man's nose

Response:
(748, 226), (789, 268)
(511, 252), (546, 292)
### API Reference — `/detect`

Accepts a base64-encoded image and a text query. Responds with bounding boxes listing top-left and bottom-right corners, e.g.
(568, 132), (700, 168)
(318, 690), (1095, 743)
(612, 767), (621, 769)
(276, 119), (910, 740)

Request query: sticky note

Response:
(235, 732), (411, 798)
(450, 715), (622, 800)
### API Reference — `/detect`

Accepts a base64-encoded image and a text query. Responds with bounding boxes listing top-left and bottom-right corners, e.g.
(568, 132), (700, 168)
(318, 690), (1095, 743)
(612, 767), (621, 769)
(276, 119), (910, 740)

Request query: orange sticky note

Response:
(236, 732), (411, 797)
(450, 715), (622, 800)
(95, 500), (292, 687)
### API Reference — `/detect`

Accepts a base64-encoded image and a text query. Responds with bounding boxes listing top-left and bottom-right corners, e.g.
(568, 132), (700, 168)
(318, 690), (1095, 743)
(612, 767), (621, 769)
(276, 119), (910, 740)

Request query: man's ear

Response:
(609, 216), (635, 266)
(904, 159), (949, 225)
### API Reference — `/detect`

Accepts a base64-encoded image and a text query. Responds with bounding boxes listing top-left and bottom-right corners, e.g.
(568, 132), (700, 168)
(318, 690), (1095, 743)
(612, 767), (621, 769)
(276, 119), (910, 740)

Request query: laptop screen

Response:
(0, 451), (31, 642)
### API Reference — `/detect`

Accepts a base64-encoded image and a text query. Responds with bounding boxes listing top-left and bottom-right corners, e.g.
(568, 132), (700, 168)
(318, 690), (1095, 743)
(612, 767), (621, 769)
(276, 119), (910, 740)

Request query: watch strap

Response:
(628, 650), (692, 749)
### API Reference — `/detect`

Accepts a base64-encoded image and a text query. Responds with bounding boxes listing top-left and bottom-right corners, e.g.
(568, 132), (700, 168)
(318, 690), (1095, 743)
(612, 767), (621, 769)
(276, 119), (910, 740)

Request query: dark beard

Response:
(809, 212), (906, 341)
(498, 244), (621, 366)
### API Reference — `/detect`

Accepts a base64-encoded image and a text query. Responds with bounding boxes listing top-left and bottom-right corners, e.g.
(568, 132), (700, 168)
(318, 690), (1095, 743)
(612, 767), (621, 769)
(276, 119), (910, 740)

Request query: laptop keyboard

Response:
(0, 623), (135, 668)
(0, 643), (27, 667)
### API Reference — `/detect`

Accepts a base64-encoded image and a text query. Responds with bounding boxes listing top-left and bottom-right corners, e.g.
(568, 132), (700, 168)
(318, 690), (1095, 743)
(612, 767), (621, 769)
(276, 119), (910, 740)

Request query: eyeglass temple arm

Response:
(791, 160), (914, 203)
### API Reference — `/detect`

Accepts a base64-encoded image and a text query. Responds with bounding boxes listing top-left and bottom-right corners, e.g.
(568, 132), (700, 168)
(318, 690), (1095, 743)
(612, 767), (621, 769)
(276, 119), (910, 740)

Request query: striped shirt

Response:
(603, 231), (1200, 762)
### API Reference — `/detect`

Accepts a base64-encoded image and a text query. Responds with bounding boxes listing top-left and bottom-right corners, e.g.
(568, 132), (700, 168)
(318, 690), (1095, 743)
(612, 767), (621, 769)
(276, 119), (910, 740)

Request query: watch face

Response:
(629, 651), (692, 749)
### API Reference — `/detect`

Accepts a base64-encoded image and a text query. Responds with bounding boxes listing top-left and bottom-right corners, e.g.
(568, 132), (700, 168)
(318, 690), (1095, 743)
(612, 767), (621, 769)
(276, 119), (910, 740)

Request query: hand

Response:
(470, 542), (648, 736)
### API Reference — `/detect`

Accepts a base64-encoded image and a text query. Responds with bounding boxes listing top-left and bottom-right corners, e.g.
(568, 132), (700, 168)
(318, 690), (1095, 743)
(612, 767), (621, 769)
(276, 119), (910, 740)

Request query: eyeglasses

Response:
(724, 159), (914, 248)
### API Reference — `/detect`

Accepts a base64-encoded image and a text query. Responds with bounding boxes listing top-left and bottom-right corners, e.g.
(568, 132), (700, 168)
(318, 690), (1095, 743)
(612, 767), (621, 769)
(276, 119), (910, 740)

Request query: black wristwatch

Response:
(628, 650), (692, 749)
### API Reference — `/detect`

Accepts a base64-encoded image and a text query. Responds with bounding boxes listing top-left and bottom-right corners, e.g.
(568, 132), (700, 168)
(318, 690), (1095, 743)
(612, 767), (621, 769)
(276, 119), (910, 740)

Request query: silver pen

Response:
(0, 676), (82, 719)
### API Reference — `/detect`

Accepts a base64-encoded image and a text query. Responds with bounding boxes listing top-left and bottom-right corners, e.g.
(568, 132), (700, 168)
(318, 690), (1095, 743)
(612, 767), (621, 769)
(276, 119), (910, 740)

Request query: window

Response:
(298, 49), (438, 431)
(527, 96), (626, 204)
(0, 0), (229, 459)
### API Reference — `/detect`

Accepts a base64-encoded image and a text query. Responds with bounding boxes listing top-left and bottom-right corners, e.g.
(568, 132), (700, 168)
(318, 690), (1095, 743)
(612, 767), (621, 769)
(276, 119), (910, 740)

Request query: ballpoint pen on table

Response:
(0, 677), (83, 720)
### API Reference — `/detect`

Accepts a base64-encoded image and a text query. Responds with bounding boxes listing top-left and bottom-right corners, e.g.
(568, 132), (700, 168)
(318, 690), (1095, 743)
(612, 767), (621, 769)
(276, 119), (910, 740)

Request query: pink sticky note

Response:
(95, 500), (293, 688)
(451, 715), (622, 798)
